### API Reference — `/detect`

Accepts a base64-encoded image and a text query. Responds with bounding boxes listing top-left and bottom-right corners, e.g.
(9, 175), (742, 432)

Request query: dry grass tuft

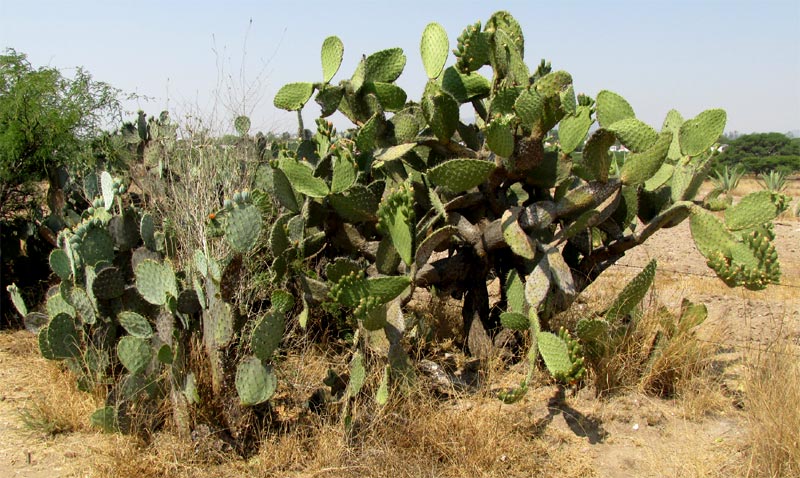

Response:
(740, 339), (800, 477)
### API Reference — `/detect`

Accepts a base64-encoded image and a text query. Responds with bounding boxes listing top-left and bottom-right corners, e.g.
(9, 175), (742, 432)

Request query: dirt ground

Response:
(0, 180), (797, 477)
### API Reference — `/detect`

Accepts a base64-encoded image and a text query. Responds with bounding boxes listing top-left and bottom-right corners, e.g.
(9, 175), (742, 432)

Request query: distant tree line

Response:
(715, 132), (800, 174)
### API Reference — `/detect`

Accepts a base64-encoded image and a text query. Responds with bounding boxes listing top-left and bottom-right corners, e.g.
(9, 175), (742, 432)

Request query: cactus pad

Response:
(117, 336), (152, 374)
(377, 182), (415, 266)
(348, 351), (366, 398)
(558, 106), (592, 154)
(92, 266), (125, 300)
(500, 311), (529, 331)
(251, 311), (285, 361)
(606, 259), (657, 322)
(118, 311), (154, 338)
(724, 190), (788, 231)
(7, 284), (28, 317)
(364, 48), (406, 83)
(679, 109), (726, 157)
(274, 82), (314, 111)
(224, 203), (262, 253)
(619, 131), (672, 186)
(234, 115), (251, 136)
(596, 90), (635, 128)
(47, 313), (81, 359)
(278, 158), (329, 198)
(321, 36), (344, 83)
(485, 118), (514, 158)
(49, 249), (72, 281)
(427, 158), (496, 193)
(421, 22), (449, 79)
(608, 118), (658, 153)
(235, 356), (277, 406)
(135, 259), (178, 306)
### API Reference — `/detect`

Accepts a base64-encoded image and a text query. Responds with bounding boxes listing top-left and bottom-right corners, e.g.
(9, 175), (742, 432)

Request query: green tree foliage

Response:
(715, 132), (800, 174)
(0, 49), (122, 218)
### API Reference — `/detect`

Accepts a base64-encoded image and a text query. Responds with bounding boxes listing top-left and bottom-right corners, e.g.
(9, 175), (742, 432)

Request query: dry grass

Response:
(90, 384), (595, 478)
(0, 331), (102, 437)
(740, 339), (800, 477)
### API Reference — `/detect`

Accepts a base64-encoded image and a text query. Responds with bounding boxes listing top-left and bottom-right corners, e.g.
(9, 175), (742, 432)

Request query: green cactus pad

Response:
(235, 356), (277, 406)
(7, 284), (28, 317)
(420, 22), (449, 79)
(117, 336), (152, 374)
(427, 158), (496, 193)
(390, 113), (421, 143)
(500, 311), (529, 331)
(724, 190), (788, 231)
(643, 163), (675, 192)
(326, 258), (362, 284)
(514, 89), (544, 128)
(234, 115), (251, 136)
(489, 87), (523, 116)
(38, 326), (55, 360)
(422, 90), (459, 143)
(578, 129), (615, 182)
(364, 48), (406, 84)
(315, 85), (345, 117)
(135, 259), (178, 306)
(440, 67), (490, 103)
(46, 313), (81, 359)
(364, 82), (408, 111)
(278, 158), (329, 198)
(208, 299), (234, 348)
(69, 287), (96, 325)
(505, 269), (525, 314)
(366, 276), (411, 303)
(534, 70), (572, 98)
(501, 208), (536, 259)
(348, 351), (366, 398)
(377, 183), (415, 266)
(224, 203), (262, 253)
(485, 118), (514, 158)
(536, 331), (572, 377)
(118, 311), (153, 338)
(140, 213), (157, 251)
(251, 311), (285, 361)
(270, 290), (295, 314)
(543, 245), (576, 299)
(79, 226), (115, 267)
(375, 365), (390, 405)
(454, 23), (490, 73)
(92, 266), (125, 300)
(90, 406), (118, 433)
(661, 109), (685, 161)
(558, 106), (592, 154)
(321, 36), (344, 83)
(330, 185), (380, 223)
(274, 82), (314, 111)
(375, 143), (417, 163)
(271, 167), (301, 213)
(619, 131), (672, 186)
(47, 292), (76, 319)
(606, 259), (657, 322)
(596, 90), (635, 129)
(689, 208), (736, 259)
(679, 109), (726, 157)
(49, 249), (72, 281)
(608, 118), (658, 153)
(560, 85), (577, 115)
(100, 171), (115, 211)
(525, 261), (551, 310)
(331, 154), (357, 193)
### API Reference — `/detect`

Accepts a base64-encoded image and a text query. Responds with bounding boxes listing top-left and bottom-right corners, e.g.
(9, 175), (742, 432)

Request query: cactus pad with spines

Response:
(118, 311), (154, 338)
(427, 158), (496, 193)
(224, 202), (262, 253)
(274, 82), (315, 111)
(679, 109), (726, 157)
(321, 36), (344, 83)
(595, 90), (635, 128)
(235, 356), (277, 406)
(606, 259), (657, 322)
(377, 182), (415, 266)
(117, 336), (152, 374)
(135, 259), (178, 306)
(251, 311), (285, 361)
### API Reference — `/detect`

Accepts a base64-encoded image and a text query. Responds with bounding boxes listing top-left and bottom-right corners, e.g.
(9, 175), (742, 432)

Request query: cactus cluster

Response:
(5, 11), (788, 441)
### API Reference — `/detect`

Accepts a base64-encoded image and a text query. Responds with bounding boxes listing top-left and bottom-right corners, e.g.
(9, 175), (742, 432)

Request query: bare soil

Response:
(1, 180), (797, 477)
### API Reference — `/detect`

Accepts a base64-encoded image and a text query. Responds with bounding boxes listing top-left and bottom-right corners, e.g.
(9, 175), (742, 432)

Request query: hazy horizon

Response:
(2, 0), (799, 136)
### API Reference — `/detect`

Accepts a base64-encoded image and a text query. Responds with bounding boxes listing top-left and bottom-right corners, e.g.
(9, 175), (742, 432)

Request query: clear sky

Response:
(2, 0), (799, 136)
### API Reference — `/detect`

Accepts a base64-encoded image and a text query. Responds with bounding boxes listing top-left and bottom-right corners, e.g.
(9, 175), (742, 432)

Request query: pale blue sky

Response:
(2, 1), (799, 135)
